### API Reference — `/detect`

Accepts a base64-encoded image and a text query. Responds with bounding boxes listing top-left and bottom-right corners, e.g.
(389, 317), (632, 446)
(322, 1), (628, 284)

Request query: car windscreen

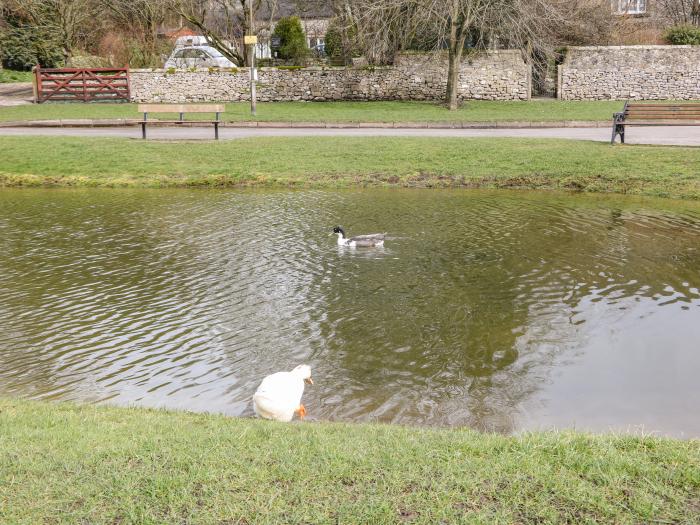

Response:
(205, 48), (225, 58)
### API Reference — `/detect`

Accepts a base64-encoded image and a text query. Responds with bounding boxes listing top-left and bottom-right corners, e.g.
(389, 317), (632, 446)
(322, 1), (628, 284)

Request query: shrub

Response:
(272, 16), (308, 64)
(68, 54), (110, 68)
(97, 32), (170, 68)
(0, 25), (64, 70)
(324, 24), (343, 58)
(322, 21), (361, 61)
(664, 25), (700, 45)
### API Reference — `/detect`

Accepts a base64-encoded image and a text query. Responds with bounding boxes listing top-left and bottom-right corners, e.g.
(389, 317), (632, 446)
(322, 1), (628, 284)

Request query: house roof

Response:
(164, 27), (198, 40)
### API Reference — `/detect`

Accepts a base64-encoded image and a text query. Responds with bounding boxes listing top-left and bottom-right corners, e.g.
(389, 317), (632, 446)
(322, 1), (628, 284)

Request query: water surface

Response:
(1, 189), (699, 436)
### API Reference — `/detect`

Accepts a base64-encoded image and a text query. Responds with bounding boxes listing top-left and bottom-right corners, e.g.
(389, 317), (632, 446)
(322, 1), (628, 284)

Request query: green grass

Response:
(1, 136), (700, 199)
(0, 100), (626, 123)
(0, 69), (33, 83)
(1, 399), (698, 524)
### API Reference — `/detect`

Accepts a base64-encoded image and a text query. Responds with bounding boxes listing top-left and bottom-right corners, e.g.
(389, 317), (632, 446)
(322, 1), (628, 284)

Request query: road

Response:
(0, 124), (699, 145)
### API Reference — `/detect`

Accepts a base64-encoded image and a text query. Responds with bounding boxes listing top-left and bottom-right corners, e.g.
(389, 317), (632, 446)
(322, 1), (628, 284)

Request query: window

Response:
(614, 0), (646, 14)
(308, 37), (325, 48)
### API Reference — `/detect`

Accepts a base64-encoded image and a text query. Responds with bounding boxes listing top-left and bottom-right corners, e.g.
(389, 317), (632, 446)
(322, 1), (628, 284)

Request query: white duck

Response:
(253, 365), (313, 422)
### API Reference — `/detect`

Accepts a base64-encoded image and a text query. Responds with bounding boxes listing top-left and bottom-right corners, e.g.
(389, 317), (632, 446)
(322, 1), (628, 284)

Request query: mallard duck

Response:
(253, 365), (313, 422)
(333, 226), (385, 247)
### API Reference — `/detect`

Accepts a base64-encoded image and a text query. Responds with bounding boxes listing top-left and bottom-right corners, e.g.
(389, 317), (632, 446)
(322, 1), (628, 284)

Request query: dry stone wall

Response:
(558, 46), (700, 100)
(130, 51), (531, 103)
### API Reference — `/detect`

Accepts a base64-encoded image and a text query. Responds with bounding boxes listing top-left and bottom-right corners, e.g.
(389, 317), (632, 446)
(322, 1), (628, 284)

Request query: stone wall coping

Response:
(130, 50), (527, 74)
(565, 45), (695, 50)
(130, 67), (396, 73)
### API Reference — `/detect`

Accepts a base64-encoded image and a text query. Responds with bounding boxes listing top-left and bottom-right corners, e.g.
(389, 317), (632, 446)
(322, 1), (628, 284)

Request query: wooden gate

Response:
(34, 66), (130, 103)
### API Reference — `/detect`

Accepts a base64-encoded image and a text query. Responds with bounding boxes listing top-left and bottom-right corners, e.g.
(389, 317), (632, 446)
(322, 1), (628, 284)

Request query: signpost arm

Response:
(248, 0), (256, 116)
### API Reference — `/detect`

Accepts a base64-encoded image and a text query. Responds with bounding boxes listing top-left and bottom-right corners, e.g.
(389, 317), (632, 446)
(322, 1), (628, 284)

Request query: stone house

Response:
(160, 0), (334, 61)
(612, 0), (700, 42)
(258, 0), (334, 55)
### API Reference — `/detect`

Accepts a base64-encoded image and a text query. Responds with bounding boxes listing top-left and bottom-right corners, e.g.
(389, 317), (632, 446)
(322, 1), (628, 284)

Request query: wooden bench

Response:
(611, 102), (700, 144)
(137, 103), (225, 139)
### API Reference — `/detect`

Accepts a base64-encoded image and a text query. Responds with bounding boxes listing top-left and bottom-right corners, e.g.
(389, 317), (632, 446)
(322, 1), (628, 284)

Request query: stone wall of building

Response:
(130, 51), (531, 103)
(558, 45), (700, 100)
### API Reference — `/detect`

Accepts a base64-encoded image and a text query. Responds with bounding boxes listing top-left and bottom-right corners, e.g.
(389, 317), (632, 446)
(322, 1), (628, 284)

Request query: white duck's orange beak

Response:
(304, 377), (314, 385)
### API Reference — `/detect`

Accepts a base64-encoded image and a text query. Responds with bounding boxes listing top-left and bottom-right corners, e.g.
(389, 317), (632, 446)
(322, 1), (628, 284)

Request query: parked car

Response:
(174, 35), (211, 48)
(310, 43), (326, 58)
(164, 46), (237, 69)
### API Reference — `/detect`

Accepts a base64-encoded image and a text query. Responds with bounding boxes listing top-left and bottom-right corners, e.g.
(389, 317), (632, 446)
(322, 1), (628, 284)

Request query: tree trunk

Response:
(446, 19), (468, 110)
(446, 48), (461, 110)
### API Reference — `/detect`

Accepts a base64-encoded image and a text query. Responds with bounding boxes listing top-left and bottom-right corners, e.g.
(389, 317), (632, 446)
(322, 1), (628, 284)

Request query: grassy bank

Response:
(0, 69), (33, 83)
(1, 399), (698, 524)
(1, 136), (700, 199)
(0, 100), (625, 123)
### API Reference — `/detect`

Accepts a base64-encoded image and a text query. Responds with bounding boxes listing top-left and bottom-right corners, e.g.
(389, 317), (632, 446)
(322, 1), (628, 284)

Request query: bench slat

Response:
(626, 109), (700, 113)
(137, 103), (226, 113)
(626, 107), (700, 111)
(626, 114), (700, 118)
(627, 115), (700, 118)
(626, 104), (700, 107)
(626, 107), (700, 109)
(621, 120), (700, 125)
(136, 120), (222, 123)
(626, 108), (700, 112)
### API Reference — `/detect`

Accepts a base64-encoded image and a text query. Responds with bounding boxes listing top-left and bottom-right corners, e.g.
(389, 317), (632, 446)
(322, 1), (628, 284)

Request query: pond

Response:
(1, 188), (699, 437)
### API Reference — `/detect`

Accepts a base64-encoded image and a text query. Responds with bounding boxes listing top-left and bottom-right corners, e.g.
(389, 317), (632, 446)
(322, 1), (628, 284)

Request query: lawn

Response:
(0, 69), (33, 83)
(1, 135), (699, 199)
(1, 398), (698, 525)
(0, 99), (626, 123)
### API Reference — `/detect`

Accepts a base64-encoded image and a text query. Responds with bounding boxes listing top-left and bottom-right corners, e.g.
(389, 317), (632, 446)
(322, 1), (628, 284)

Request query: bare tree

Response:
(349, 0), (561, 109)
(657, 0), (700, 25)
(551, 0), (637, 46)
(100, 0), (171, 65)
(168, 0), (278, 66)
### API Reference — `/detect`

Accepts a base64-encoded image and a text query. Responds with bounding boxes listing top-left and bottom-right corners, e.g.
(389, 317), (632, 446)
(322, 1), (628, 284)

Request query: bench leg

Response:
(610, 122), (624, 144)
(141, 122), (147, 140)
(215, 122), (219, 140)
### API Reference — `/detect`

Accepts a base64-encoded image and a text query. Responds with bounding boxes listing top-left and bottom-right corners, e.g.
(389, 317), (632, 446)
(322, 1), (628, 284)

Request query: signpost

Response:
(247, 0), (256, 116)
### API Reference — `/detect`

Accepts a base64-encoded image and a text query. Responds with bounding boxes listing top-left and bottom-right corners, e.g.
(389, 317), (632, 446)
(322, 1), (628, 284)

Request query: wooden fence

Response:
(34, 66), (130, 103)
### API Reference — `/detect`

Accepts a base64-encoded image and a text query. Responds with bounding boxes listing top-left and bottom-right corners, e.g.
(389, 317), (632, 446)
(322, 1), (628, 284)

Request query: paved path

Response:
(0, 124), (699, 145)
(0, 83), (33, 106)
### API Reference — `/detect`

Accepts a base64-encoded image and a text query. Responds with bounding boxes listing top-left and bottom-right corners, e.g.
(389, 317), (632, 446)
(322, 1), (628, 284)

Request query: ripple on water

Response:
(0, 189), (699, 436)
